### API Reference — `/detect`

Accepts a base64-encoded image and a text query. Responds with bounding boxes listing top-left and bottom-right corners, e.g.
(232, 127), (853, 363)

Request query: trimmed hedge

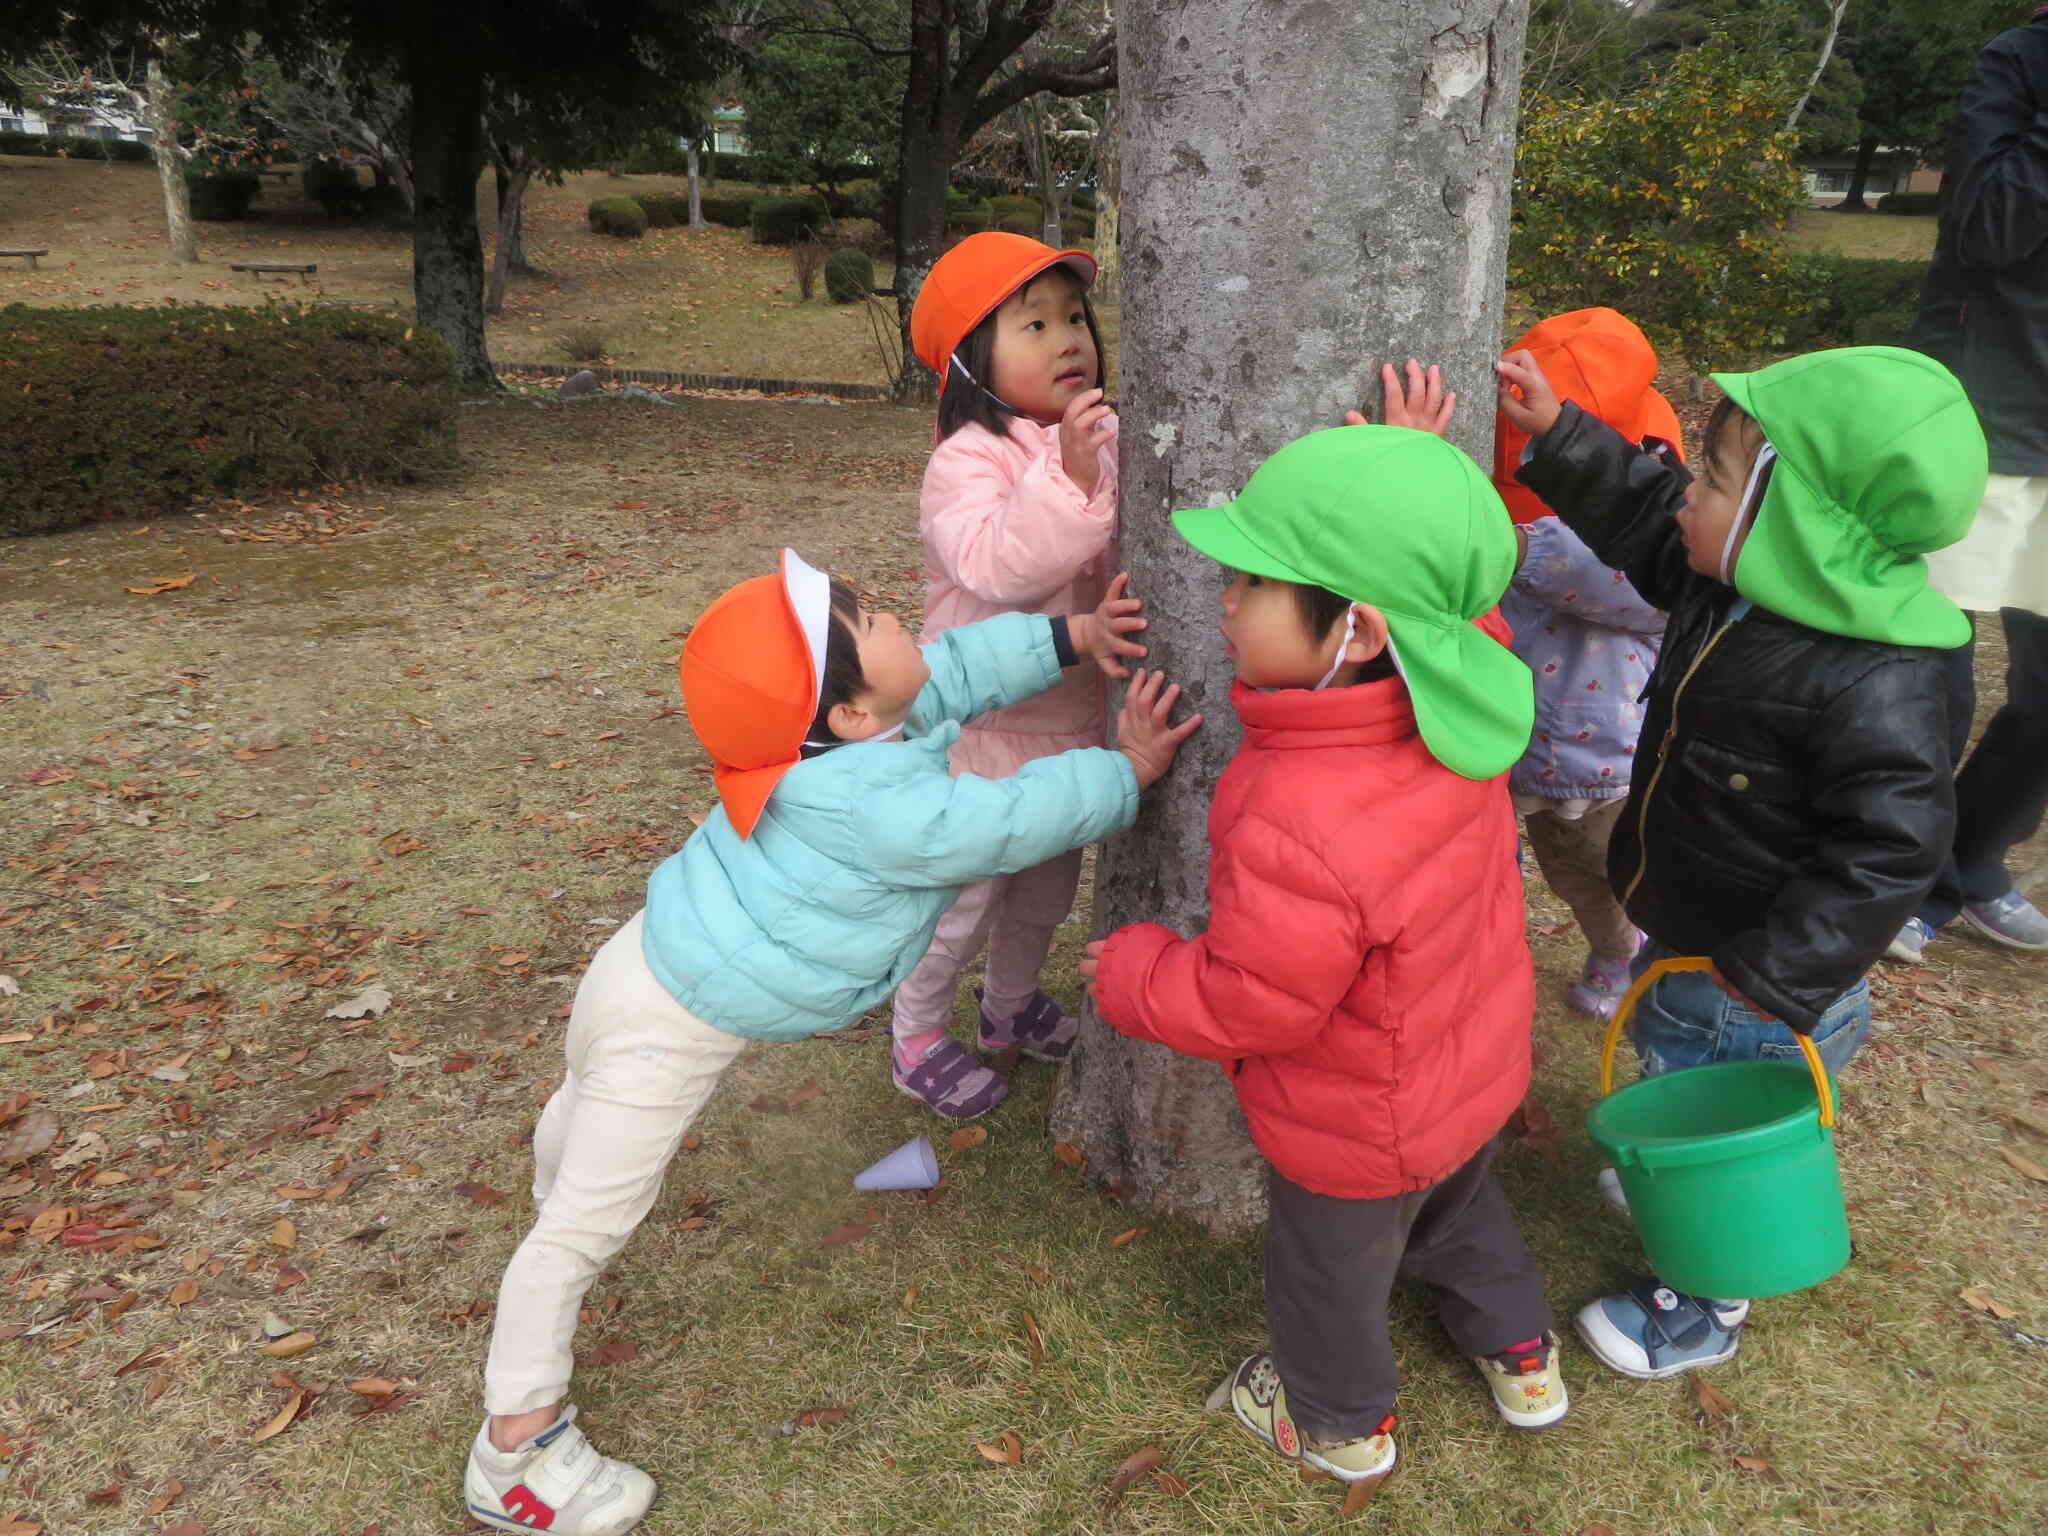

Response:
(750, 195), (826, 244)
(1777, 252), (1928, 349)
(1, 304), (457, 536)
(824, 246), (874, 303)
(304, 157), (370, 217)
(991, 193), (1041, 234)
(1880, 190), (1941, 217)
(697, 195), (753, 228)
(587, 196), (648, 238)
(0, 129), (152, 162)
(186, 169), (261, 221)
(947, 204), (993, 235)
(636, 192), (687, 228)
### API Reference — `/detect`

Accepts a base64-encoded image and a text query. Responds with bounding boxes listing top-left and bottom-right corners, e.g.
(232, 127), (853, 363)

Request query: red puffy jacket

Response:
(1092, 668), (1533, 1200)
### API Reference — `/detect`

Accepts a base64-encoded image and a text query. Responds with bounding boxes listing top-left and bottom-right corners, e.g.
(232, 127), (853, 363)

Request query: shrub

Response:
(751, 195), (827, 245)
(1880, 190), (1942, 217)
(304, 157), (369, 218)
(947, 203), (993, 235)
(991, 193), (1042, 234)
(1773, 252), (1928, 349)
(840, 180), (885, 222)
(826, 248), (877, 306)
(587, 196), (647, 238)
(697, 195), (754, 228)
(0, 129), (152, 162)
(620, 140), (693, 176)
(0, 303), (456, 537)
(364, 184), (411, 229)
(1069, 186), (1097, 213)
(1511, 38), (1806, 369)
(556, 326), (608, 362)
(186, 169), (262, 221)
(636, 192), (685, 228)
(791, 238), (828, 300)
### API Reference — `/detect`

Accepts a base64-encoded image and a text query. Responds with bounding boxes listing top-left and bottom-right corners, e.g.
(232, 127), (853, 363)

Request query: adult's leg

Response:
(1949, 605), (2048, 907)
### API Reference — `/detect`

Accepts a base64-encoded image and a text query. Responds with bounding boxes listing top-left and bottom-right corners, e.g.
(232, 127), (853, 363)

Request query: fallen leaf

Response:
(259, 1330), (317, 1358)
(1105, 1444), (1164, 1495)
(949, 1126), (988, 1151)
(1732, 1453), (1779, 1479)
(1920, 1080), (1949, 1109)
(1960, 1286), (2018, 1320)
(125, 573), (197, 595)
(1579, 1526), (1617, 1536)
(1690, 1377), (1736, 1419)
(786, 1079), (822, 1107)
(820, 1222), (870, 1248)
(251, 1387), (306, 1442)
(349, 1377), (402, 1395)
(0, 1517), (41, 1536)
(0, 1110), (59, 1165)
(1022, 1310), (1045, 1365)
(1022, 1263), (1048, 1284)
(1109, 1226), (1149, 1248)
(0, 976), (15, 997)
(792, 1406), (846, 1428)
(1154, 1469), (1191, 1497)
(325, 987), (392, 1020)
(975, 1429), (1023, 1465)
(51, 1130), (110, 1170)
(162, 1523), (202, 1536)
(144, 1476), (185, 1516)
(901, 1283), (919, 1312)
(114, 1342), (169, 1376)
(681, 1133), (702, 1151)
(455, 1182), (507, 1206)
(2003, 1107), (2048, 1140)
(85, 1483), (121, 1505)
(582, 1338), (639, 1367)
(270, 1218), (296, 1249)
(497, 952), (530, 968)
(1340, 1474), (1391, 1515)
(167, 1279), (200, 1308)
(1051, 1141), (1083, 1168)
(1999, 1145), (2048, 1183)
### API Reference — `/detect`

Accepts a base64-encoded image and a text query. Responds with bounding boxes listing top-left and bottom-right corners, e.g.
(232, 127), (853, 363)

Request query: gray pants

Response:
(1265, 1140), (1552, 1441)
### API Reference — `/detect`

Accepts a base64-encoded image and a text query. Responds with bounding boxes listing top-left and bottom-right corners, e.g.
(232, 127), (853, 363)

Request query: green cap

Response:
(1709, 347), (1984, 649)
(1172, 425), (1531, 780)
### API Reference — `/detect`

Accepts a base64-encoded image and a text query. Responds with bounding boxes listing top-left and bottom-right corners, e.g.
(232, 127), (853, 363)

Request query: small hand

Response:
(1059, 388), (1115, 497)
(1117, 668), (1203, 790)
(1079, 938), (1106, 1003)
(1346, 359), (1455, 435)
(1495, 350), (1562, 437)
(1072, 571), (1148, 679)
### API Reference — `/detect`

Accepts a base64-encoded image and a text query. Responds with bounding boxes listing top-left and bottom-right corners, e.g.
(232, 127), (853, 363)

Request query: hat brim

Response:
(1383, 614), (1534, 782)
(714, 760), (791, 841)
(1170, 503), (1310, 583)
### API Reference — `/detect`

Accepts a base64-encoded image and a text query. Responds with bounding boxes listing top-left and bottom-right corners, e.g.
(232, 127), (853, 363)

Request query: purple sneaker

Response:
(975, 987), (1078, 1062)
(892, 1035), (1007, 1119)
(1565, 936), (1642, 1019)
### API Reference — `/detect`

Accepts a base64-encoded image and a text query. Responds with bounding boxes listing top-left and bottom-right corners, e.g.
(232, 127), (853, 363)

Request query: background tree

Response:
(741, 27), (902, 209)
(1050, 0), (1526, 1235)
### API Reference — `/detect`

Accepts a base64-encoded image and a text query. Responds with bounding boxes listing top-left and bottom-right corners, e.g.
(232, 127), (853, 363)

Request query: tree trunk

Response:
(1032, 101), (1064, 246)
(1093, 94), (1121, 302)
(1785, 0), (1851, 136)
(1050, 0), (1526, 1237)
(485, 165), (530, 316)
(409, 64), (498, 392)
(687, 142), (707, 228)
(1837, 134), (1882, 212)
(144, 57), (197, 264)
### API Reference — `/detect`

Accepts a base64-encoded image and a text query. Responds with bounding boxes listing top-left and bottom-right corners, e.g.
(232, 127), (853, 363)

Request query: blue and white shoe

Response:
(1886, 917), (1937, 963)
(1962, 890), (2048, 951)
(1573, 1281), (1748, 1380)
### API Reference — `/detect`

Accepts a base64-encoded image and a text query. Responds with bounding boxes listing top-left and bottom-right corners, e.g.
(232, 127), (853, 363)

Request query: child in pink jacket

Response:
(889, 232), (1126, 1117)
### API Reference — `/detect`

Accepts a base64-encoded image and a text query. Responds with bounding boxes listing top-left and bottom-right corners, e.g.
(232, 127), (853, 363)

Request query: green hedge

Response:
(620, 140), (693, 176)
(1, 304), (457, 537)
(824, 246), (874, 303)
(750, 195), (826, 244)
(587, 196), (647, 238)
(304, 157), (369, 217)
(697, 195), (753, 228)
(186, 169), (261, 221)
(947, 204), (993, 235)
(636, 192), (688, 228)
(0, 129), (152, 162)
(1880, 190), (1941, 217)
(1777, 253), (1928, 349)
(990, 193), (1041, 234)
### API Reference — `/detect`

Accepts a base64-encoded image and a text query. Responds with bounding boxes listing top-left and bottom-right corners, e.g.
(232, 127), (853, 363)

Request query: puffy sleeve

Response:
(1512, 516), (1667, 636)
(921, 423), (1118, 607)
(907, 612), (1066, 731)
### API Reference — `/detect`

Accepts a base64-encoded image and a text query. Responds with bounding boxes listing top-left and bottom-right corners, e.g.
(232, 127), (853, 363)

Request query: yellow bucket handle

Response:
(1597, 955), (1834, 1129)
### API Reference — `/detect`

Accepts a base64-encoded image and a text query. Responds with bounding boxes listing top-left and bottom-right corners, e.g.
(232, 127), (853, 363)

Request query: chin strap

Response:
(1722, 444), (1776, 586)
(949, 351), (1018, 414)
(802, 721), (904, 752)
(1313, 607), (1359, 691)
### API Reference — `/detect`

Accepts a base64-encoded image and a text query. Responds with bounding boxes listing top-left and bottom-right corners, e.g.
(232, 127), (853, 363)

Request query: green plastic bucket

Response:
(1588, 958), (1851, 1300)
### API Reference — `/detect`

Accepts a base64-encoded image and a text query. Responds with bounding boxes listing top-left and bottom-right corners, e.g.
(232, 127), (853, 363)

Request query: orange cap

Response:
(910, 232), (1098, 393)
(1494, 307), (1685, 525)
(679, 549), (833, 838)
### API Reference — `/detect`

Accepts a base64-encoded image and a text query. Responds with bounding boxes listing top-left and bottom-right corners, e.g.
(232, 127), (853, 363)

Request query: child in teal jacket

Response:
(464, 549), (1199, 1536)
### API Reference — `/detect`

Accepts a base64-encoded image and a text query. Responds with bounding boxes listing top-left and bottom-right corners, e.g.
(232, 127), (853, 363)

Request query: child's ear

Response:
(1343, 603), (1391, 665)
(826, 698), (884, 742)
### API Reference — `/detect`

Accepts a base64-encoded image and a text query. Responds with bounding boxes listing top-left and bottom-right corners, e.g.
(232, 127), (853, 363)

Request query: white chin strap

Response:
(1313, 607), (1358, 691)
(949, 351), (1017, 413)
(1723, 444), (1776, 586)
(803, 721), (904, 752)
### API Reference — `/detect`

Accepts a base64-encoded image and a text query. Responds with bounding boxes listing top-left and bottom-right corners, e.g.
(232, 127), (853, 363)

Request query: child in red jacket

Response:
(1080, 425), (1565, 1485)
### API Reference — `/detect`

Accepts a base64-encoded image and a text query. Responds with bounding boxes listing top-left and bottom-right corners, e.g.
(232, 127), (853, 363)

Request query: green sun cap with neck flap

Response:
(1708, 347), (1985, 649)
(1171, 425), (1531, 780)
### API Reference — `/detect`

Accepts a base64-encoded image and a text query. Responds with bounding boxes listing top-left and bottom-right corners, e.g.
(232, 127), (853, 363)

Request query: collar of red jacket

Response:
(1230, 675), (1422, 750)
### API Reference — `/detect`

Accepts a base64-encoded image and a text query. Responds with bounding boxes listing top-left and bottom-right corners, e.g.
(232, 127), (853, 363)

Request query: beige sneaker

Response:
(464, 1405), (655, 1534)
(1205, 1353), (1396, 1482)
(1472, 1332), (1570, 1429)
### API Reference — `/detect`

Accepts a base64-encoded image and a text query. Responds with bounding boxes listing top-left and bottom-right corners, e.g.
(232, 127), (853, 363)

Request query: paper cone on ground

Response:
(854, 1135), (940, 1192)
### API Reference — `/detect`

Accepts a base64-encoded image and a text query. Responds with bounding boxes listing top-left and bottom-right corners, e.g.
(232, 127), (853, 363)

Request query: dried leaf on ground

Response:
(51, 1130), (109, 1170)
(348, 1377), (402, 1395)
(1022, 1311), (1045, 1365)
(1690, 1377), (1736, 1419)
(270, 1219), (296, 1249)
(681, 1132), (703, 1151)
(1999, 1145), (2048, 1183)
(1022, 1263), (1048, 1284)
(1731, 1453), (1779, 1478)
(786, 1079), (822, 1107)
(167, 1279), (200, 1308)
(1109, 1226), (1149, 1248)
(1105, 1444), (1164, 1495)
(325, 987), (392, 1020)
(1340, 1474), (1391, 1515)
(455, 1182), (507, 1206)
(792, 1406), (846, 1428)
(1579, 1525), (1616, 1536)
(900, 1284), (918, 1312)
(0, 1515), (41, 1536)
(1051, 1141), (1083, 1168)
(162, 1524), (202, 1536)
(126, 573), (196, 595)
(820, 1222), (870, 1248)
(949, 1126), (987, 1151)
(115, 1343), (169, 1377)
(259, 1330), (317, 1358)
(975, 1430), (1023, 1465)
(252, 1387), (307, 1442)
(0, 1110), (59, 1165)
(582, 1338), (639, 1367)
(1155, 1469), (1191, 1497)
(144, 1477), (185, 1516)
(1960, 1286), (2018, 1320)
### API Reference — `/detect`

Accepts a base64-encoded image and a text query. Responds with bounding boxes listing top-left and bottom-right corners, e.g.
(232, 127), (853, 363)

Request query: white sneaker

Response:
(1596, 1166), (1631, 1217)
(464, 1405), (655, 1534)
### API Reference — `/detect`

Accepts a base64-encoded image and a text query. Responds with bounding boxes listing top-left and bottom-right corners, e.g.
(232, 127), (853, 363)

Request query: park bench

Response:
(229, 261), (317, 284)
(0, 248), (50, 271)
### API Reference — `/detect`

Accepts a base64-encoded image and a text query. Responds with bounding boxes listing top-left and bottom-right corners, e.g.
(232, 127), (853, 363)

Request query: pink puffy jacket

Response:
(920, 415), (1119, 778)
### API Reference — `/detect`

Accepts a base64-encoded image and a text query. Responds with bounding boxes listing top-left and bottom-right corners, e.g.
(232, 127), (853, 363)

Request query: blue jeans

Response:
(1629, 942), (1871, 1080)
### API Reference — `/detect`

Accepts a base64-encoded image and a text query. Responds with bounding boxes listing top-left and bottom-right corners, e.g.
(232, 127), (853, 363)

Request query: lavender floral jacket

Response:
(1500, 515), (1665, 804)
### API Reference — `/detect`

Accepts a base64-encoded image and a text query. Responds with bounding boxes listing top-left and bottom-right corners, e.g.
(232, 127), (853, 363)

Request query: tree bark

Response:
(1093, 94), (1121, 302)
(1785, 0), (1851, 136)
(485, 165), (530, 315)
(1050, 0), (1526, 1237)
(1836, 133), (1882, 212)
(144, 56), (197, 264)
(409, 64), (499, 393)
(687, 142), (707, 228)
(892, 0), (955, 403)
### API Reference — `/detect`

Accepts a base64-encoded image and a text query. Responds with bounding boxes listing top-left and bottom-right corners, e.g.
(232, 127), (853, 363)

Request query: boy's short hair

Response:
(801, 580), (869, 754)
(1290, 580), (1398, 683)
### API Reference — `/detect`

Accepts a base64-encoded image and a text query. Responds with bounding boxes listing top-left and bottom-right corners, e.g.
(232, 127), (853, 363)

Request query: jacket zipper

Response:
(1621, 617), (1737, 910)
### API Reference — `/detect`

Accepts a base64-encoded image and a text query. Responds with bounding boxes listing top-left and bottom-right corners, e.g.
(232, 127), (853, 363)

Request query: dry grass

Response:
(0, 157), (911, 384)
(1785, 208), (1939, 262)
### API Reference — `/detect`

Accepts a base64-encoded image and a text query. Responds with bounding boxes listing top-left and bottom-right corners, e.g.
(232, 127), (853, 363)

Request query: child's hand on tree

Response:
(1060, 388), (1116, 496)
(1079, 938), (1107, 1004)
(1068, 571), (1148, 679)
(1116, 668), (1202, 789)
(1495, 350), (1563, 436)
(1346, 359), (1455, 435)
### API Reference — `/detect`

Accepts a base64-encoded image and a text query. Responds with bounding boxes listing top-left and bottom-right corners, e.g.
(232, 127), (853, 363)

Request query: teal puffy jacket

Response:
(642, 612), (1138, 1041)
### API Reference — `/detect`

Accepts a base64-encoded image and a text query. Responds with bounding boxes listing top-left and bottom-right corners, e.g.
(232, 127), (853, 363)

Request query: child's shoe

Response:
(1471, 1332), (1569, 1428)
(1565, 934), (1642, 1019)
(975, 986), (1078, 1062)
(1204, 1352), (1396, 1482)
(1886, 916), (1937, 963)
(1594, 1166), (1630, 1216)
(464, 1406), (654, 1535)
(1573, 1281), (1748, 1380)
(892, 1034), (1007, 1118)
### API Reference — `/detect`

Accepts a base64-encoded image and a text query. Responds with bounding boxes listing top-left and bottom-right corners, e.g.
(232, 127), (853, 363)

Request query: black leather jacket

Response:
(1520, 405), (1956, 1032)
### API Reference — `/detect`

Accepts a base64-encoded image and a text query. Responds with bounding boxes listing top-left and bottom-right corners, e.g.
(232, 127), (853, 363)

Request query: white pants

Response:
(483, 911), (749, 1416)
(1927, 474), (2048, 613)
(889, 849), (1084, 1039)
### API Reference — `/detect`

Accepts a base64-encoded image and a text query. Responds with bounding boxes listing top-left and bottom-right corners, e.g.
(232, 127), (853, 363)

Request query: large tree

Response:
(1050, 0), (1527, 1236)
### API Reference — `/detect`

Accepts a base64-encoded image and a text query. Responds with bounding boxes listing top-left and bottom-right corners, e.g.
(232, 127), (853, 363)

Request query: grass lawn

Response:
(3, 394), (2045, 1536)
(1785, 208), (1939, 263)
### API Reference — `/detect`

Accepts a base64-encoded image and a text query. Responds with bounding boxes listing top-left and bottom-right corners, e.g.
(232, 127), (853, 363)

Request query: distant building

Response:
(711, 101), (748, 156)
(1801, 146), (1941, 207)
(0, 98), (154, 146)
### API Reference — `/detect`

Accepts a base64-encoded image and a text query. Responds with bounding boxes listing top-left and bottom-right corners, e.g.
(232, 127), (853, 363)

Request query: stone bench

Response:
(229, 262), (317, 283)
(0, 248), (50, 271)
